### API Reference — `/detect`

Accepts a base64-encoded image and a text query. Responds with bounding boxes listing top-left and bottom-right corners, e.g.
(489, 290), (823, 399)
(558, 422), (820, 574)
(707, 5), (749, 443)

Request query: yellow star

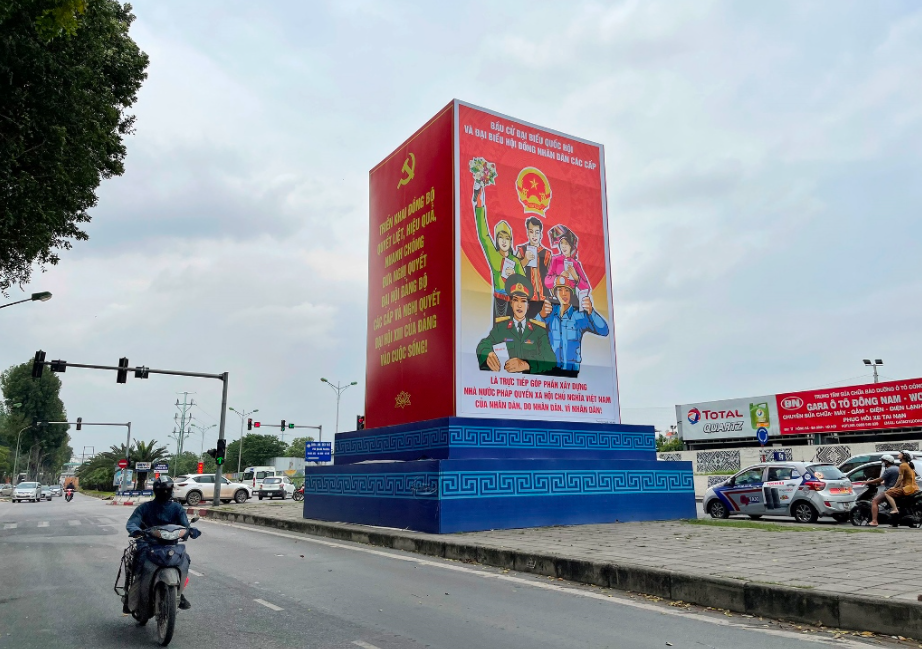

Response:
(529, 178), (538, 189)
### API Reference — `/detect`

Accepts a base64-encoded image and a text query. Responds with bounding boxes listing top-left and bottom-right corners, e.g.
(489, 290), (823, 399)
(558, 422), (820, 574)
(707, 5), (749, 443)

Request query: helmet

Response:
(881, 454), (895, 465)
(493, 220), (513, 245)
(152, 476), (174, 503)
(901, 450), (914, 461)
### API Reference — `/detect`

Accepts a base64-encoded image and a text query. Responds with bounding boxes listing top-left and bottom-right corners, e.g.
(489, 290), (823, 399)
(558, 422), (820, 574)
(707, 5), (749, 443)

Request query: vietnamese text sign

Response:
(777, 378), (922, 435)
(676, 396), (780, 442)
(134, 462), (151, 471)
(153, 463), (169, 472)
(305, 442), (332, 462)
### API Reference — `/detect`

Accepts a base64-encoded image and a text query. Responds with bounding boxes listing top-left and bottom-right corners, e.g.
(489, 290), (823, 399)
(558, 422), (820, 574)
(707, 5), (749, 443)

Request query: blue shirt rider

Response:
(124, 476), (196, 611)
(537, 274), (610, 377)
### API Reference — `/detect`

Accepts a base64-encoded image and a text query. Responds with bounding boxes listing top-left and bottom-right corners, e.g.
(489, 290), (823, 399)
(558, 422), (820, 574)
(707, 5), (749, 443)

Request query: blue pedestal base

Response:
(302, 458), (696, 534)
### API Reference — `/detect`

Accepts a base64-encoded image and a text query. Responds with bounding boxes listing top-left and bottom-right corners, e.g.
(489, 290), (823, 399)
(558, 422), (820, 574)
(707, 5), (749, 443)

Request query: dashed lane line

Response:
(254, 598), (283, 611)
(67, 520), (81, 526)
(37, 522), (49, 528)
(352, 642), (383, 649)
(3, 523), (17, 529)
(189, 569), (204, 577)
(209, 518), (869, 648)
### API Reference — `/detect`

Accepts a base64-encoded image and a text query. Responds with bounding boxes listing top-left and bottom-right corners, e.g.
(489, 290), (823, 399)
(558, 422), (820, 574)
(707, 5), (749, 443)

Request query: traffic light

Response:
(254, 421), (261, 428)
(31, 350), (46, 379)
(206, 448), (217, 460)
(356, 415), (366, 430)
(280, 420), (286, 431)
(134, 366), (149, 379)
(288, 423), (294, 429)
(50, 359), (67, 372)
(116, 357), (129, 384)
(215, 438), (226, 465)
(76, 417), (82, 431)
(247, 418), (253, 430)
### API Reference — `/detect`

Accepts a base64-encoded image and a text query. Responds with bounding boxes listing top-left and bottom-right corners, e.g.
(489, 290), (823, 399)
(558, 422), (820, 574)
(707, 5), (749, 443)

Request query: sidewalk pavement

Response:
(195, 500), (922, 638)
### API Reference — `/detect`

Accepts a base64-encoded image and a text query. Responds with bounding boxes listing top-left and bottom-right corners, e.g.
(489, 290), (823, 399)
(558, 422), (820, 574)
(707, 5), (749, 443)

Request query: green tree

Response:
(0, 0), (149, 292)
(0, 360), (69, 480)
(170, 451), (215, 477)
(75, 438), (167, 490)
(284, 436), (314, 458)
(656, 434), (684, 452)
(225, 434), (287, 471)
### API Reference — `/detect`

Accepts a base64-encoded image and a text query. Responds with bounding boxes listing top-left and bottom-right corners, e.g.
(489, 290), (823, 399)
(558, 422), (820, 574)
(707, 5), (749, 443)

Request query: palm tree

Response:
(129, 439), (169, 490)
(75, 439), (168, 491)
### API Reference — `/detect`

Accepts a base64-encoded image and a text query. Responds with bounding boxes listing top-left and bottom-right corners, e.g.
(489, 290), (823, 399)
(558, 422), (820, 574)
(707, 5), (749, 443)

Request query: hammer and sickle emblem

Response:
(397, 152), (416, 188)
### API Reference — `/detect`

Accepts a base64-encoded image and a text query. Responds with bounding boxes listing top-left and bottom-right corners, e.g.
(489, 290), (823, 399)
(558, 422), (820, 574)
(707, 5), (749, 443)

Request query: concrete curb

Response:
(195, 508), (922, 639)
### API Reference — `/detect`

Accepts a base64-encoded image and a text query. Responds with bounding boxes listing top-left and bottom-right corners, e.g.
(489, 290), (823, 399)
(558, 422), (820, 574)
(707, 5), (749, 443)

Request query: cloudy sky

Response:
(3, 1), (921, 456)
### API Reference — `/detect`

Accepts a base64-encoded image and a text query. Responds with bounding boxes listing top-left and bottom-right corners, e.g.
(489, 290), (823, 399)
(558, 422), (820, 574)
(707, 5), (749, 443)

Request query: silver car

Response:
(0, 483), (13, 497)
(703, 462), (856, 523)
(48, 485), (63, 497)
(845, 461), (922, 499)
(12, 481), (43, 503)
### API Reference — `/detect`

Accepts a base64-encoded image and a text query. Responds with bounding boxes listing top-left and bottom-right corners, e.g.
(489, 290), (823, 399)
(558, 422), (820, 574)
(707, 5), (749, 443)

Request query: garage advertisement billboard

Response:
(676, 396), (780, 442)
(776, 378), (922, 435)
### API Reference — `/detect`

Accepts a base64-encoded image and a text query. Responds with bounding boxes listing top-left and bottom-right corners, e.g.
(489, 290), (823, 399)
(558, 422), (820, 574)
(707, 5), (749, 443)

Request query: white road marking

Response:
(67, 520), (81, 526)
(37, 522), (49, 528)
(253, 598), (283, 611)
(3, 523), (17, 530)
(189, 569), (204, 577)
(352, 641), (382, 649)
(211, 519), (866, 647)
(96, 517), (116, 525)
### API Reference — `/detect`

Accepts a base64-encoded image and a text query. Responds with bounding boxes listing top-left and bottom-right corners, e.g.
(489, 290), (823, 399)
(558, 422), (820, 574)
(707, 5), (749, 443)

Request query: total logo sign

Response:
(685, 407), (746, 433)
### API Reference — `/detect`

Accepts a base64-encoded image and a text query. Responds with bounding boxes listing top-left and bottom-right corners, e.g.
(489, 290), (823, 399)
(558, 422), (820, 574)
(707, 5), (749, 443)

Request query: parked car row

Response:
(704, 453), (922, 525)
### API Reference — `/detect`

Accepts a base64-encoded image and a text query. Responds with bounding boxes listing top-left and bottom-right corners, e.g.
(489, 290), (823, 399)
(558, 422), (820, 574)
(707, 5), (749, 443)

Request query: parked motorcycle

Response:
(115, 517), (200, 646)
(850, 484), (922, 527)
(292, 485), (304, 502)
(65, 489), (74, 502)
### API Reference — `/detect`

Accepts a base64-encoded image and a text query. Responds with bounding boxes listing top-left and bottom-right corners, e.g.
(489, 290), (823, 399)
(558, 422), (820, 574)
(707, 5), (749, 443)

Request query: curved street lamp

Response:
(320, 378), (358, 435)
(228, 407), (258, 475)
(0, 291), (53, 310)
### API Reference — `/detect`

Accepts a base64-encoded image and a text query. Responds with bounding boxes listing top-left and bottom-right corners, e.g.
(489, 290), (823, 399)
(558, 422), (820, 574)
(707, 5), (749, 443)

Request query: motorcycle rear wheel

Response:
(850, 505), (871, 526)
(155, 583), (177, 646)
(293, 492), (304, 502)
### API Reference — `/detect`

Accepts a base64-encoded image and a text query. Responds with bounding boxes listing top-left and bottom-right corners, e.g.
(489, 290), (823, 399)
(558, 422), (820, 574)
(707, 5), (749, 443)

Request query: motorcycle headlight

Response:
(156, 529), (183, 541)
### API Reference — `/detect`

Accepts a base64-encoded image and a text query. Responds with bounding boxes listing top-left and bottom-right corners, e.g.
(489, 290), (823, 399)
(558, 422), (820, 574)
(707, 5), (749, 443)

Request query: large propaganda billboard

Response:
(455, 102), (619, 423)
(366, 104), (456, 428)
(676, 396), (780, 442)
(366, 100), (620, 429)
(777, 378), (922, 435)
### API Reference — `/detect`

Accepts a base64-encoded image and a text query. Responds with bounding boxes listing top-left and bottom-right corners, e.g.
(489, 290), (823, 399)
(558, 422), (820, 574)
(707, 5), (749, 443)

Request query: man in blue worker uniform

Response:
(537, 274), (610, 377)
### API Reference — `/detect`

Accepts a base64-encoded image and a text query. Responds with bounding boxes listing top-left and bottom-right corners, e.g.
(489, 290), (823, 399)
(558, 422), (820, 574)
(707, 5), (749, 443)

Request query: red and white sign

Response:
(117, 458), (129, 469)
(777, 378), (922, 435)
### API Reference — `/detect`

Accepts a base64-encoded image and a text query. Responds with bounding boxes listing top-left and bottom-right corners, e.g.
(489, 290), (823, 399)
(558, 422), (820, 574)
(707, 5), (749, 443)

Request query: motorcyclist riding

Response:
(125, 476), (197, 611)
(66, 480), (76, 491)
(868, 454), (899, 527)
(881, 451), (920, 519)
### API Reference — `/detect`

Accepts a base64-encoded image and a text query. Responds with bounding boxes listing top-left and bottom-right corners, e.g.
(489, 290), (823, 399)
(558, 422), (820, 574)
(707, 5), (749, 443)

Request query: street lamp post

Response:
(0, 291), (52, 310)
(190, 422), (217, 459)
(228, 407), (258, 475)
(11, 424), (33, 483)
(320, 378), (358, 435)
(863, 359), (884, 384)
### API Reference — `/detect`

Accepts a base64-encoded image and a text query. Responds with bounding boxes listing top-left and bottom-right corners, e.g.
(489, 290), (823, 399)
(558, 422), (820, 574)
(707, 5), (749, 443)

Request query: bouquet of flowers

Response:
(469, 157), (497, 186)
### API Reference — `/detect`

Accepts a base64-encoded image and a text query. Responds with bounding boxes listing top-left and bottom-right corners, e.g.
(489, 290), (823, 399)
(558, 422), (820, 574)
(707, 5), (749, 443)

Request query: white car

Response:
(173, 474), (251, 506)
(257, 476), (295, 500)
(12, 482), (43, 503)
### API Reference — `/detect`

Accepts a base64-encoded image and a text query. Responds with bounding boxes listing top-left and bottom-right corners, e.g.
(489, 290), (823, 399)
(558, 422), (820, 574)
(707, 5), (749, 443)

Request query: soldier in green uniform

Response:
(476, 274), (557, 375)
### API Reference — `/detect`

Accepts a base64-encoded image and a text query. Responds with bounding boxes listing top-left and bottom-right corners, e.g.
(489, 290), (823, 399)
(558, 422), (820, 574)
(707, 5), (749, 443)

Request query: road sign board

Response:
(756, 427), (769, 445)
(153, 463), (169, 472)
(117, 458), (129, 469)
(135, 462), (152, 471)
(305, 441), (332, 462)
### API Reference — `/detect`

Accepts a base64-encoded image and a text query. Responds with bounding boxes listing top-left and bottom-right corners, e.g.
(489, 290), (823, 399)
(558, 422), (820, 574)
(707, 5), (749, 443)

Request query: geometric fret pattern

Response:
(303, 469), (693, 499)
(334, 424), (655, 457)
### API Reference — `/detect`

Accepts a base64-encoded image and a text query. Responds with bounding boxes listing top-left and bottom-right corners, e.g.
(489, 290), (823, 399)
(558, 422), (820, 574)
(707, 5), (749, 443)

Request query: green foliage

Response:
(0, 359), (69, 480)
(0, 0), (149, 292)
(656, 434), (684, 452)
(284, 436), (314, 458)
(75, 438), (168, 491)
(225, 434), (287, 470)
(170, 451), (216, 477)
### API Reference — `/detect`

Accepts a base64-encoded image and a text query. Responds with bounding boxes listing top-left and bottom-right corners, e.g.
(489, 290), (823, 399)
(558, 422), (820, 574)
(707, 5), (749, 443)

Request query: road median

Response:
(193, 506), (922, 639)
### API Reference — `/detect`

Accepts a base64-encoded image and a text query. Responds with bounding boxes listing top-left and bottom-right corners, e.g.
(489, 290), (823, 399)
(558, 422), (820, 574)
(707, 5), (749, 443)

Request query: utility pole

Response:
(174, 392), (195, 457)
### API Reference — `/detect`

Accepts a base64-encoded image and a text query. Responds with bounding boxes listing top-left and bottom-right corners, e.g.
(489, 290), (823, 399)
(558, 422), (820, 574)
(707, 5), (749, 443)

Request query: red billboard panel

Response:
(365, 103), (455, 428)
(777, 378), (922, 435)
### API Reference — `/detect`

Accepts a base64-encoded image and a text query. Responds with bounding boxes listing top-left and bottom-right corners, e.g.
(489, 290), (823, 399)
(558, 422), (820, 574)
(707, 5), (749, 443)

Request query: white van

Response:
(241, 466), (283, 491)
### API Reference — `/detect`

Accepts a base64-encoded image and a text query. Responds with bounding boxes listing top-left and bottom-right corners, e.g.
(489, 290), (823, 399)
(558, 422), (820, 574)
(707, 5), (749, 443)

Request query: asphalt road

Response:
(0, 495), (889, 649)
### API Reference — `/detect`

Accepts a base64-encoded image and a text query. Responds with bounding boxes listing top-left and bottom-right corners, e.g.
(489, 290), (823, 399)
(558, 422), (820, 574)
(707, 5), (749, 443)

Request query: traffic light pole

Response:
(31, 353), (229, 505)
(211, 372), (229, 507)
